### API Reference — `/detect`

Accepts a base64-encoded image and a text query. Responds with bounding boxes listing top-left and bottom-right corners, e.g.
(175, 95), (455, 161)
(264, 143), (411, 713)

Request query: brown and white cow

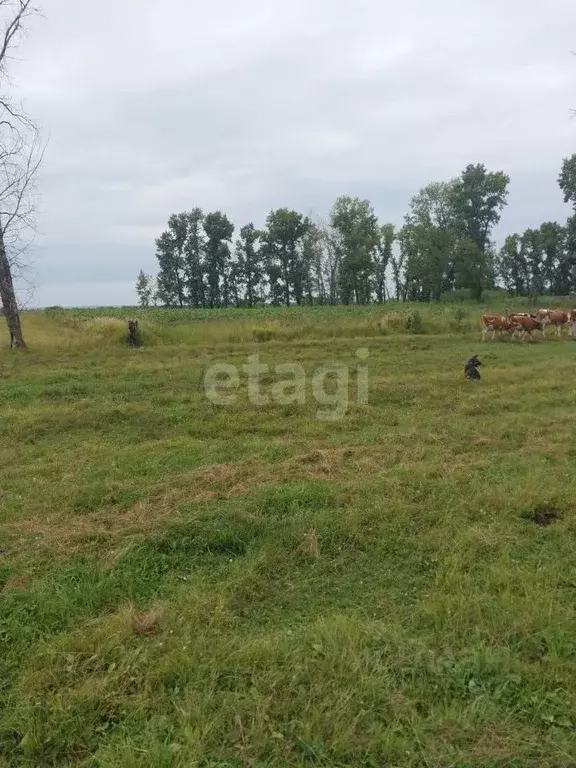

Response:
(534, 309), (571, 337)
(481, 314), (513, 341)
(509, 314), (544, 341)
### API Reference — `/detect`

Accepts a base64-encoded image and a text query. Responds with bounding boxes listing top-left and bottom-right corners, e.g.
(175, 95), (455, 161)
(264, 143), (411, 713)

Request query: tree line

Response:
(136, 157), (576, 308)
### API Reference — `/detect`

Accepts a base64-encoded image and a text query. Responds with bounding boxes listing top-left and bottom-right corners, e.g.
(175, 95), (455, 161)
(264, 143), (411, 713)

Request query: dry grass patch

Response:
(1, 442), (486, 557)
(2, 575), (30, 593)
(1, 499), (177, 556)
(1, 460), (269, 555)
(299, 528), (320, 559)
(130, 607), (162, 637)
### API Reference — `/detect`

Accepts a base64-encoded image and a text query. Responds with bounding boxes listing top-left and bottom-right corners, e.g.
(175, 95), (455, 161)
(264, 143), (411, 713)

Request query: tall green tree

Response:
(330, 196), (380, 305)
(135, 270), (154, 307)
(301, 224), (323, 305)
(558, 154), (576, 210)
(399, 225), (425, 301)
(315, 219), (342, 305)
(167, 213), (189, 267)
(154, 228), (185, 307)
(203, 211), (234, 309)
(564, 215), (576, 293)
(448, 164), (510, 300)
(409, 182), (455, 229)
(390, 244), (406, 301)
(400, 223), (450, 301)
(453, 239), (488, 301)
(235, 222), (264, 307)
(263, 208), (310, 307)
(228, 259), (242, 308)
(553, 156), (576, 295)
(540, 222), (567, 295)
(498, 234), (528, 296)
(520, 228), (545, 297)
(373, 223), (394, 303)
(292, 217), (314, 306)
(450, 163), (510, 254)
(402, 182), (458, 300)
(235, 223), (263, 308)
(266, 262), (284, 306)
(184, 208), (205, 308)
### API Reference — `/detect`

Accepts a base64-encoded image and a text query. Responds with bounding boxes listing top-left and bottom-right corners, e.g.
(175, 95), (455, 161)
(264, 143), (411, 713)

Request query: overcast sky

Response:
(9, 0), (576, 307)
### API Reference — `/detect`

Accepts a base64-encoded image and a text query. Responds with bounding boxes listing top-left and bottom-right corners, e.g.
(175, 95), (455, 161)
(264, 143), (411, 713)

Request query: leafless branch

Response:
(0, 1), (44, 347)
(0, 3), (41, 122)
(0, 1), (39, 70)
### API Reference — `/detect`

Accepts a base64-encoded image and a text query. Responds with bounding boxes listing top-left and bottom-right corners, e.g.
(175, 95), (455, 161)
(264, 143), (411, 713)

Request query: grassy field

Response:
(1, 300), (576, 767)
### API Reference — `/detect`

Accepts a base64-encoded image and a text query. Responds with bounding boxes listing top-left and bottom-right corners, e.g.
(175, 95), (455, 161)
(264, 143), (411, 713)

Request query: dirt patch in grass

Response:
(521, 503), (563, 527)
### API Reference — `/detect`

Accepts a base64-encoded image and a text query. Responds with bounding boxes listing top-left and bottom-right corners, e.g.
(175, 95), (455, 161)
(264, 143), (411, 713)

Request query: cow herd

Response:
(481, 308), (576, 342)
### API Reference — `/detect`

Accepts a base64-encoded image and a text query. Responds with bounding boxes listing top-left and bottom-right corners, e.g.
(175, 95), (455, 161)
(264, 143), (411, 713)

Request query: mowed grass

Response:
(1, 303), (576, 767)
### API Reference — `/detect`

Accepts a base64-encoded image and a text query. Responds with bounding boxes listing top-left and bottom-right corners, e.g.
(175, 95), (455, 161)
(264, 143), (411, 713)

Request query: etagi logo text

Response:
(203, 349), (369, 421)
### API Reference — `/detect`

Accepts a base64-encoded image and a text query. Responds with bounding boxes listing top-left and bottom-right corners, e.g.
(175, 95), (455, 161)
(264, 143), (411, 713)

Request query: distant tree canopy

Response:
(136, 157), (576, 307)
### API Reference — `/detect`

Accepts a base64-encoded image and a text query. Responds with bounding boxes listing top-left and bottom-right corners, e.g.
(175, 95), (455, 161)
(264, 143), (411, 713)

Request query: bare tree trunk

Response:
(0, 2), (46, 348)
(0, 226), (25, 347)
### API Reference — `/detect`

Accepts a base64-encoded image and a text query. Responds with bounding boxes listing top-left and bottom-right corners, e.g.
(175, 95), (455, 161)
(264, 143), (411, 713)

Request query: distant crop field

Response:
(19, 292), (576, 350)
(1, 300), (575, 766)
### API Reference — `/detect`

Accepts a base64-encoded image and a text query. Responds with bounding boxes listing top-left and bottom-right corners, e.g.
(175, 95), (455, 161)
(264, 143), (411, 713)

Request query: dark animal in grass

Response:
(126, 320), (141, 347)
(464, 355), (482, 380)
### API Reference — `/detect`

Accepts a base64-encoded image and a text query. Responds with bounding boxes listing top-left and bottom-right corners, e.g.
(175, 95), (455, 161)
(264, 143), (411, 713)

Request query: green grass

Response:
(1, 300), (576, 766)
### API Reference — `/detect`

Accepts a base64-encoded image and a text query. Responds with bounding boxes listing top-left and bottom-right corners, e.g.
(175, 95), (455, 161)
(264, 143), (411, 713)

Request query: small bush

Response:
(449, 307), (470, 333)
(406, 310), (425, 334)
(252, 327), (275, 342)
(380, 311), (427, 334)
(83, 317), (128, 345)
(379, 312), (410, 333)
(82, 317), (159, 347)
